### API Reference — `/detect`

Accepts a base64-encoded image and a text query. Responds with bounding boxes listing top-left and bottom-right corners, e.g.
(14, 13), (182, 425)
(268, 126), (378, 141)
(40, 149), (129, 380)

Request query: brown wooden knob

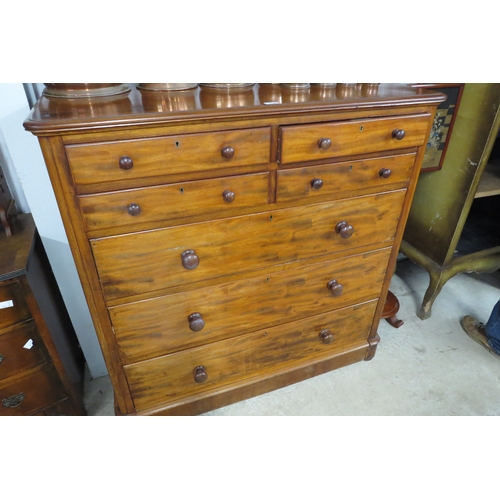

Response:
(119, 156), (134, 170)
(335, 221), (354, 238)
(327, 279), (344, 296)
(188, 313), (205, 332)
(127, 203), (141, 216)
(319, 329), (335, 344)
(181, 250), (199, 270)
(379, 168), (392, 179)
(318, 138), (332, 150)
(194, 366), (208, 383)
(392, 129), (405, 140)
(221, 146), (235, 159)
(311, 178), (323, 190)
(222, 190), (235, 202)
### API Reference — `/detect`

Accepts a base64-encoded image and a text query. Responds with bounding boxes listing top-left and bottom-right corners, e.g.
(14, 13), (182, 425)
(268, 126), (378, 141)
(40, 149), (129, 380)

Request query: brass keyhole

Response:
(180, 188), (184, 194)
(360, 126), (364, 132)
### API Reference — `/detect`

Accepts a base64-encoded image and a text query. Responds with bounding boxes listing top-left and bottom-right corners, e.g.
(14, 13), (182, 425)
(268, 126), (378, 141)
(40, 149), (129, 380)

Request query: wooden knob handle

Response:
(311, 178), (323, 190)
(221, 146), (235, 159)
(188, 313), (205, 332)
(318, 138), (332, 150)
(181, 250), (199, 270)
(127, 203), (141, 216)
(194, 366), (208, 383)
(335, 221), (354, 238)
(119, 156), (134, 170)
(392, 129), (405, 140)
(379, 168), (392, 179)
(222, 190), (235, 202)
(327, 279), (344, 296)
(319, 329), (334, 344)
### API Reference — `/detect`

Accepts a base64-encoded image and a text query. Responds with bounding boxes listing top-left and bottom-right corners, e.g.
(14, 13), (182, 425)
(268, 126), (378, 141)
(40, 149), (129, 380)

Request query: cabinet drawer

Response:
(0, 280), (31, 332)
(79, 172), (270, 231)
(110, 248), (391, 362)
(0, 365), (66, 416)
(0, 323), (49, 379)
(92, 190), (405, 301)
(125, 300), (377, 411)
(279, 114), (430, 165)
(66, 127), (271, 187)
(277, 153), (415, 202)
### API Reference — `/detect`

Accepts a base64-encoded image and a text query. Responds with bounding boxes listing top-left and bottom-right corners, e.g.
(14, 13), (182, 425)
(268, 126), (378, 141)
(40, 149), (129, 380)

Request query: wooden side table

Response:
(0, 214), (86, 415)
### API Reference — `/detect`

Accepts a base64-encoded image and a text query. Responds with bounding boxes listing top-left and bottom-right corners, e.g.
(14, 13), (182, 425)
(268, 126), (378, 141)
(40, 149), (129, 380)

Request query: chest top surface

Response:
(24, 84), (446, 135)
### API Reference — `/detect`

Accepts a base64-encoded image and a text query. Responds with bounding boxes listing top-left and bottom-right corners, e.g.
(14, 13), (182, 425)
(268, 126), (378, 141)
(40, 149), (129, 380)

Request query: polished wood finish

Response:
(24, 84), (444, 415)
(0, 214), (86, 415)
(278, 114), (430, 165)
(91, 191), (405, 301)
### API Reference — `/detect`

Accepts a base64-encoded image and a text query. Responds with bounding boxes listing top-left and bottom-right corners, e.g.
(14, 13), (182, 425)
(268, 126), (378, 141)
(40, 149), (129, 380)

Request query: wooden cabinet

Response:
(0, 214), (86, 415)
(401, 83), (500, 319)
(24, 84), (444, 416)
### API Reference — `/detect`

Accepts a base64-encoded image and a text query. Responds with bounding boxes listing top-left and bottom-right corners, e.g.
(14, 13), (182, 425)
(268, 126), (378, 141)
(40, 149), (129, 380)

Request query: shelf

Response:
(476, 161), (500, 198)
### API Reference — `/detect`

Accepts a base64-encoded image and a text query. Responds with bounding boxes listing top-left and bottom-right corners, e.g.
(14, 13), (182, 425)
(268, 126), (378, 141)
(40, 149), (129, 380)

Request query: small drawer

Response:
(79, 172), (270, 231)
(277, 153), (416, 202)
(0, 322), (50, 380)
(65, 127), (271, 187)
(124, 300), (377, 411)
(279, 114), (430, 165)
(92, 190), (405, 301)
(0, 280), (31, 332)
(110, 248), (391, 362)
(0, 365), (66, 416)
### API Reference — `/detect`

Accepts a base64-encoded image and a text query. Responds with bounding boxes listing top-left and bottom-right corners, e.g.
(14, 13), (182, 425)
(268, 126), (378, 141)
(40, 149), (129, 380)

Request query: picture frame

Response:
(412, 83), (465, 172)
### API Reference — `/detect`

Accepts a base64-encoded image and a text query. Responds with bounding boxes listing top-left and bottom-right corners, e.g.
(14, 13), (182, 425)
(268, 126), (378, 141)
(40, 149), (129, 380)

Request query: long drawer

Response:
(92, 190), (406, 301)
(0, 322), (49, 379)
(278, 114), (430, 165)
(277, 153), (415, 202)
(0, 365), (66, 416)
(125, 300), (378, 412)
(65, 127), (271, 187)
(110, 248), (391, 363)
(0, 281), (31, 332)
(79, 172), (270, 231)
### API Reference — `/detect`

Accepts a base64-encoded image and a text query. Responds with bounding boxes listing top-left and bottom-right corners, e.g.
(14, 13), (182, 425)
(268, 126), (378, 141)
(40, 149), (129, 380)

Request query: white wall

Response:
(0, 83), (107, 377)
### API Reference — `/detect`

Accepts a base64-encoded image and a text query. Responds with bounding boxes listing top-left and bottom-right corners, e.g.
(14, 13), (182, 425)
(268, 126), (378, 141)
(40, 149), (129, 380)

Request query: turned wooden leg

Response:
(382, 290), (404, 328)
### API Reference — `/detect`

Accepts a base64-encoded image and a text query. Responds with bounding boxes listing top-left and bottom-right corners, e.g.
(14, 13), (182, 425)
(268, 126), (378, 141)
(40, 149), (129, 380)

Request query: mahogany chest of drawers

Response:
(0, 214), (86, 415)
(24, 84), (445, 415)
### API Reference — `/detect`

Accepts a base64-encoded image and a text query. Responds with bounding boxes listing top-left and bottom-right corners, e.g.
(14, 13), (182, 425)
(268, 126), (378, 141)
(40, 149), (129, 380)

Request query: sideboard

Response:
(24, 83), (445, 415)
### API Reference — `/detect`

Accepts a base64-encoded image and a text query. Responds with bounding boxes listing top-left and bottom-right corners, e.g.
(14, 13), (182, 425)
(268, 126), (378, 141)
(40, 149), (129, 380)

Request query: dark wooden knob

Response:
(221, 146), (235, 159)
(379, 168), (392, 179)
(311, 178), (323, 190)
(127, 203), (141, 216)
(181, 250), (199, 270)
(319, 329), (335, 344)
(335, 221), (354, 238)
(222, 190), (235, 202)
(188, 313), (205, 332)
(392, 129), (405, 140)
(194, 366), (208, 383)
(327, 279), (344, 296)
(318, 138), (332, 150)
(119, 156), (134, 170)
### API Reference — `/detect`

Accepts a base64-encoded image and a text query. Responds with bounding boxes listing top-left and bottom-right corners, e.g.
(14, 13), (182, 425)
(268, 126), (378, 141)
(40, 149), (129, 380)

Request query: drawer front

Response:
(79, 172), (270, 231)
(0, 323), (49, 379)
(279, 114), (430, 165)
(125, 300), (377, 411)
(0, 365), (66, 416)
(0, 281), (31, 331)
(110, 248), (391, 362)
(92, 190), (406, 301)
(277, 153), (415, 202)
(66, 127), (271, 187)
